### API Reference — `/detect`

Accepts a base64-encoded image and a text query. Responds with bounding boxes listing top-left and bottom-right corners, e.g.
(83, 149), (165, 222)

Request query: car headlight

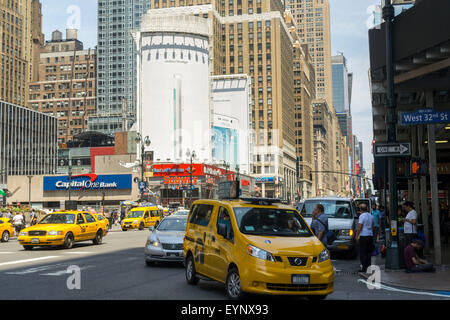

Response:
(48, 230), (63, 236)
(247, 244), (275, 262)
(133, 220), (138, 224)
(318, 248), (330, 263)
(19, 232), (27, 236)
(338, 229), (354, 237)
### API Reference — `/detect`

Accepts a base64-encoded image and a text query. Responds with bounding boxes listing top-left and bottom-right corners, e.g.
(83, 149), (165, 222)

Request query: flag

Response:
(0, 189), (5, 196)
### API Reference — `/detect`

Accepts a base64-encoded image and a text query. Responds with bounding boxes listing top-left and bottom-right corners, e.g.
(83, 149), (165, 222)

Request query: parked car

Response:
(0, 217), (15, 242)
(145, 215), (187, 265)
(298, 197), (358, 259)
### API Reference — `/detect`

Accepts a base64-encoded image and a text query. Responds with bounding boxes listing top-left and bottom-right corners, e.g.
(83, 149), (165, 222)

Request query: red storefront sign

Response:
(153, 163), (204, 176)
(163, 176), (198, 185)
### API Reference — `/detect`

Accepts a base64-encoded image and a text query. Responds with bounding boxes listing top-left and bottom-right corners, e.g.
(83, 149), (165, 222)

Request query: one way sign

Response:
(374, 143), (411, 157)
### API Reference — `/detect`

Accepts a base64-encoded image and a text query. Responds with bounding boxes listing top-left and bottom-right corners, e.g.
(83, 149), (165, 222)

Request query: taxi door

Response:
(188, 203), (215, 277)
(83, 213), (99, 239)
(208, 206), (235, 282)
(143, 210), (151, 227)
(75, 213), (88, 241)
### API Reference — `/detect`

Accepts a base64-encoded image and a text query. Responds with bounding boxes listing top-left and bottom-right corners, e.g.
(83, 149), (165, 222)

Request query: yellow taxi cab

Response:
(183, 197), (334, 300)
(0, 217), (15, 242)
(92, 213), (109, 231)
(18, 211), (108, 250)
(121, 206), (162, 231)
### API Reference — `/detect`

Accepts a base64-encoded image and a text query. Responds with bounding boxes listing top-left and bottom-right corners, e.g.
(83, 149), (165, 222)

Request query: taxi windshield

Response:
(233, 208), (313, 237)
(127, 210), (144, 218)
(157, 218), (187, 231)
(38, 214), (75, 224)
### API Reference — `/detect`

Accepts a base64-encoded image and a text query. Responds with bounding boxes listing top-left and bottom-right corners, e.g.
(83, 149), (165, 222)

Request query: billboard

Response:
(43, 174), (132, 191)
(212, 75), (252, 175)
(139, 31), (211, 163)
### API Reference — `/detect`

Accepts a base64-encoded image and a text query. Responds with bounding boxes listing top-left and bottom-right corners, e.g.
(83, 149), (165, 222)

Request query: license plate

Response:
(292, 274), (310, 285)
(125, 225), (131, 227)
(167, 253), (179, 257)
(31, 238), (40, 244)
(338, 244), (349, 250)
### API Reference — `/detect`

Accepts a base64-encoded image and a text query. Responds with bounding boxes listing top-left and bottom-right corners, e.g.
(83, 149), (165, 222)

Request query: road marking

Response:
(5, 263), (67, 275)
(0, 256), (60, 267)
(63, 252), (93, 254)
(358, 279), (450, 298)
(40, 265), (94, 276)
(0, 252), (14, 254)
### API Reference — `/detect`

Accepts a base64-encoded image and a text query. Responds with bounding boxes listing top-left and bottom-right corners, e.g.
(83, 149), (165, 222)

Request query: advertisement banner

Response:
(43, 174), (132, 191)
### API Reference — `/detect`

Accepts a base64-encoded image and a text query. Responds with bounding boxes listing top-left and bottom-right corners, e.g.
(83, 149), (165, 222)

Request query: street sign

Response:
(399, 109), (450, 126)
(139, 181), (147, 190)
(374, 143), (411, 157)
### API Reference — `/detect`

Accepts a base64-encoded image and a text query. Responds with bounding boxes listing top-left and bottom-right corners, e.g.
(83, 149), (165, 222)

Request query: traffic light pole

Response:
(384, 0), (402, 270)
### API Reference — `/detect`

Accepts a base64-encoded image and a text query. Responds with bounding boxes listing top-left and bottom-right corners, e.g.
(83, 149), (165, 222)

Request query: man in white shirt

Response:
(356, 203), (374, 273)
(12, 212), (24, 235)
(402, 201), (418, 245)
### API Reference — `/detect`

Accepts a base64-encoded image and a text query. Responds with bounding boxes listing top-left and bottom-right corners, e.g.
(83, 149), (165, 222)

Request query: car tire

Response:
(63, 233), (74, 249)
(93, 230), (103, 245)
(185, 255), (199, 285)
(121, 228), (127, 231)
(23, 245), (34, 250)
(1, 230), (10, 242)
(226, 267), (245, 300)
(139, 222), (144, 230)
(307, 295), (327, 301)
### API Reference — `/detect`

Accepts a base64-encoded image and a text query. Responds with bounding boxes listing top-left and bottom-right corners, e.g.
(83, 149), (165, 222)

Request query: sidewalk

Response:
(360, 242), (450, 293)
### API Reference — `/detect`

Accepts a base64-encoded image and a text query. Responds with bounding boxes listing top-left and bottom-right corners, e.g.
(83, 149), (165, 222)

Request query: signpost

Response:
(399, 109), (450, 126)
(374, 143), (411, 157)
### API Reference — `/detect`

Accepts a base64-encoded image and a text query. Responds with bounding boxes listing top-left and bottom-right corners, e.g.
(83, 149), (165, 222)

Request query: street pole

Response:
(190, 155), (193, 208)
(383, 0), (401, 269)
(27, 176), (33, 208)
(141, 142), (144, 202)
(68, 151), (72, 202)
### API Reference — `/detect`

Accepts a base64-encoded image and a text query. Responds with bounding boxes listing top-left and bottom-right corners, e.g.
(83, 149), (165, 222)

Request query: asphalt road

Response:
(0, 229), (448, 300)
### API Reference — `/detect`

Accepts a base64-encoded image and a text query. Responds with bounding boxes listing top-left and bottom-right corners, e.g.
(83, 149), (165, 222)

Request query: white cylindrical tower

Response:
(136, 11), (212, 163)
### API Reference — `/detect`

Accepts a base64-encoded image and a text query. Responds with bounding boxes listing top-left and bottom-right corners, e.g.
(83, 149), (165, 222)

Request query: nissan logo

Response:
(294, 258), (303, 266)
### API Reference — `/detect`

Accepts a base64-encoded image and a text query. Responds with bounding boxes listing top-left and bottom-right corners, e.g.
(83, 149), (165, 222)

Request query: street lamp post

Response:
(135, 133), (151, 202)
(27, 176), (33, 208)
(186, 149), (196, 209)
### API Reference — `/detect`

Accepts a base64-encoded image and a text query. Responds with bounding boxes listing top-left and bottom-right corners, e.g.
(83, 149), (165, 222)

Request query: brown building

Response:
(28, 29), (97, 145)
(286, 0), (333, 110)
(0, 0), (43, 106)
(147, 1), (298, 201)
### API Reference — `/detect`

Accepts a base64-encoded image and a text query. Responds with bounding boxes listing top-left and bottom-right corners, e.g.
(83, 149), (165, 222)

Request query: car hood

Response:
(244, 234), (324, 256)
(23, 224), (71, 232)
(149, 230), (185, 243)
(304, 218), (354, 230)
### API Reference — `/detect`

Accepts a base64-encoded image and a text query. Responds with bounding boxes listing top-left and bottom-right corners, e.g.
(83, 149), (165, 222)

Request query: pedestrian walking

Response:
(371, 203), (381, 253)
(310, 204), (328, 247)
(404, 240), (435, 273)
(12, 212), (25, 235)
(6, 210), (12, 220)
(356, 203), (374, 273)
(402, 201), (418, 245)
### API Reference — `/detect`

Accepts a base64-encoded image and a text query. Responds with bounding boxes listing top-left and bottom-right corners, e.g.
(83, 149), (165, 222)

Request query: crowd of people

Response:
(308, 200), (440, 274)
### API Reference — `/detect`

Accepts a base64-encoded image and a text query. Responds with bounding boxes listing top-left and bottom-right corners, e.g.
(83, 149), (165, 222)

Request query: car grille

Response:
(287, 257), (308, 266)
(161, 243), (183, 250)
(28, 231), (46, 236)
(266, 283), (329, 292)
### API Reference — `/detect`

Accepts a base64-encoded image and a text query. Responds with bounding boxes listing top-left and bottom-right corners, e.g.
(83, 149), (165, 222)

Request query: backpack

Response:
(316, 217), (337, 245)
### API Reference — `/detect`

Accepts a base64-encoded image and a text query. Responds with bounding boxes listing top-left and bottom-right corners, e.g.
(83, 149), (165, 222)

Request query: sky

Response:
(42, 0), (380, 181)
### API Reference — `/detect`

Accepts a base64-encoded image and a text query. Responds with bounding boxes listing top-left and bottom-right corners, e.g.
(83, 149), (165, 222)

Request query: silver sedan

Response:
(144, 215), (187, 265)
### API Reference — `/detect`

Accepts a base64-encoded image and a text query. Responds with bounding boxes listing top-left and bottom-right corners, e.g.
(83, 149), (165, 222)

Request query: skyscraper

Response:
(89, 0), (151, 134)
(286, 0), (333, 107)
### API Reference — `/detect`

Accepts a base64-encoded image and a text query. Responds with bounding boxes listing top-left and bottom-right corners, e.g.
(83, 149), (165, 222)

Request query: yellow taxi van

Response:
(183, 197), (334, 300)
(18, 211), (107, 250)
(121, 206), (162, 231)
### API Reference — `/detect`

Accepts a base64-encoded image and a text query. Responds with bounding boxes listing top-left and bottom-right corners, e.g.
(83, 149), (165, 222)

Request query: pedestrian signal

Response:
(410, 159), (428, 176)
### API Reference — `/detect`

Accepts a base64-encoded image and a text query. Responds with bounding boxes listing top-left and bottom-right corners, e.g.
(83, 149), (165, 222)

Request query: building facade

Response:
(28, 30), (97, 145)
(0, 101), (58, 193)
(89, 0), (151, 134)
(286, 0), (333, 107)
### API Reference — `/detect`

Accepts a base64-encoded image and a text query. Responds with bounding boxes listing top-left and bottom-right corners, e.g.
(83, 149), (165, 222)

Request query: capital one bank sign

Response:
(44, 174), (132, 191)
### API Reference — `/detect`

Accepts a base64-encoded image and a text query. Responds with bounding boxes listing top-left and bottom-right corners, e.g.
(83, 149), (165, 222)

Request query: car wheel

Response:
(185, 255), (199, 285)
(63, 233), (74, 249)
(226, 268), (245, 300)
(93, 230), (103, 245)
(121, 228), (127, 231)
(307, 295), (327, 301)
(139, 222), (144, 230)
(23, 245), (34, 250)
(1, 230), (10, 242)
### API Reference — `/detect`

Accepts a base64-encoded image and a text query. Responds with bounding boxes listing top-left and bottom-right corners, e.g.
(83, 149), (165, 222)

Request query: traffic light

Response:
(410, 158), (428, 176)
